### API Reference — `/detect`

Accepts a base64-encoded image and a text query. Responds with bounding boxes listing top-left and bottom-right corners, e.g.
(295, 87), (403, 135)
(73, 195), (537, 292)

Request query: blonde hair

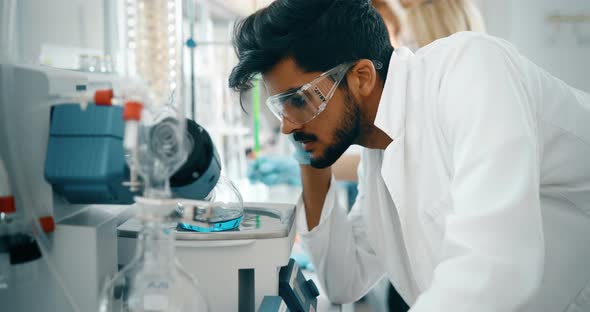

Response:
(372, 0), (401, 46)
(406, 0), (485, 48)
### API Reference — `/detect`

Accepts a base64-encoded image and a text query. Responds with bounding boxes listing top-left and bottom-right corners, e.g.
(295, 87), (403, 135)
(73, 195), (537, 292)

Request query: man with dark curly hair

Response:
(229, 1), (590, 311)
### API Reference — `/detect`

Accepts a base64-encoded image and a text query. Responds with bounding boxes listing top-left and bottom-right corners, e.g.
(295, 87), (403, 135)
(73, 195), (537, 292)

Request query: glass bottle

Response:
(99, 199), (208, 312)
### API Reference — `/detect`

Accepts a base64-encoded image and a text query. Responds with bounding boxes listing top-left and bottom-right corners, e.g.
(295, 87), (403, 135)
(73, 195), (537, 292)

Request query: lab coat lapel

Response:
(374, 47), (412, 225)
(381, 135), (422, 304)
(381, 136), (407, 223)
(373, 47), (422, 300)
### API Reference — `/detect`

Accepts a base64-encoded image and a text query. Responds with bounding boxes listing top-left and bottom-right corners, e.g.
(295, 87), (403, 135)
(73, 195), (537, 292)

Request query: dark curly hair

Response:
(228, 0), (394, 93)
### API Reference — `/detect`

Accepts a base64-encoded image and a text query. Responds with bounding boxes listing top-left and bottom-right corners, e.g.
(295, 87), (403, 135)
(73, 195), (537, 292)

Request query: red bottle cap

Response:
(0, 196), (15, 214)
(94, 89), (114, 106)
(39, 216), (55, 233)
(123, 101), (143, 121)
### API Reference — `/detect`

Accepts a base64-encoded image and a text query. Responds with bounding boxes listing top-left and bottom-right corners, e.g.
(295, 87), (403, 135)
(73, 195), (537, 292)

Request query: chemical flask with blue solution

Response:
(176, 176), (244, 233)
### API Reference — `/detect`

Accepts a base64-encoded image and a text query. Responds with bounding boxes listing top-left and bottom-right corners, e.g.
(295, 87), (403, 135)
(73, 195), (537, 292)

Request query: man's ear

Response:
(347, 59), (378, 98)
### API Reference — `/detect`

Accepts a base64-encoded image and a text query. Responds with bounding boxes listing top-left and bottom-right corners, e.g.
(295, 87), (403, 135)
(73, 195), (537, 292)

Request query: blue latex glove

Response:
(291, 251), (315, 272)
(288, 134), (311, 165)
(247, 155), (301, 186)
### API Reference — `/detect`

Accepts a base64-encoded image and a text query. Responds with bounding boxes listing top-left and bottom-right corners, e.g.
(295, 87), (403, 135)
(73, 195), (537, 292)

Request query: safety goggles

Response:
(264, 62), (358, 125)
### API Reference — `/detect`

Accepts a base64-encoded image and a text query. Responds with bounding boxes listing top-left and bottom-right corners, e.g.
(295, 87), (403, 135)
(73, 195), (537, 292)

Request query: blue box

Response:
(45, 103), (134, 204)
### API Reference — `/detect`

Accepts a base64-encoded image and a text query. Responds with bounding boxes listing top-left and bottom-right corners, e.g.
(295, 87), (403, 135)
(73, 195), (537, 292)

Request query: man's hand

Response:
(247, 155), (301, 186)
(287, 134), (332, 230)
(288, 134), (311, 165)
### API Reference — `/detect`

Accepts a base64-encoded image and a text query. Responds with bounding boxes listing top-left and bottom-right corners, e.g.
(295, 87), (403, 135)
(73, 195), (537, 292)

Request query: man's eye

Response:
(287, 95), (307, 108)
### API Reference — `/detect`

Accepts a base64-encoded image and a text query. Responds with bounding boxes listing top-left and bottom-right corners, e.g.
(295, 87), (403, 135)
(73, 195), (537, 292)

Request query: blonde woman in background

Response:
(373, 0), (402, 47)
(401, 0), (486, 48)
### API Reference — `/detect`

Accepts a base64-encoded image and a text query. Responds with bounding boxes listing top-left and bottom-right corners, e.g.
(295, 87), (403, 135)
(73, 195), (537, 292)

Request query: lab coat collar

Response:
(374, 47), (414, 141)
(374, 48), (415, 242)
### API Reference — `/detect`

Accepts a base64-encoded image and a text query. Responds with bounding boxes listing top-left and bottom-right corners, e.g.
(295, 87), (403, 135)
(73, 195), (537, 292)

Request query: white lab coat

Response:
(298, 32), (590, 311)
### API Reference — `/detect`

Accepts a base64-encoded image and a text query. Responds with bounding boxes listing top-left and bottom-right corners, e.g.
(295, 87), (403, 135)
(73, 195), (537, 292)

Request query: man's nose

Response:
(280, 117), (302, 135)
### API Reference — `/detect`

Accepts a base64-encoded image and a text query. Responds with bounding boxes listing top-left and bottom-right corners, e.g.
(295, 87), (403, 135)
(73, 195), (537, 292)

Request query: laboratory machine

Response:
(0, 63), (318, 311)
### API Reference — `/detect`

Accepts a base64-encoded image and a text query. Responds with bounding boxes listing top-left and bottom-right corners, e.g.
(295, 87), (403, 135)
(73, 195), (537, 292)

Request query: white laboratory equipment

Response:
(118, 200), (298, 312)
(0, 63), (129, 312)
(122, 0), (183, 106)
(0, 62), (310, 311)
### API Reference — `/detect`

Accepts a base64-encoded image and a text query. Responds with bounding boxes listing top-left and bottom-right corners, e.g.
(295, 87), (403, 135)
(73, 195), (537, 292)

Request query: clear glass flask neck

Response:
(135, 219), (176, 271)
(142, 177), (172, 200)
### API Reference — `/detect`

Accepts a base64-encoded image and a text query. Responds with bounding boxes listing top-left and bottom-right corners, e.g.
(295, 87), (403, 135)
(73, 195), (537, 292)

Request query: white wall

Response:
(478, 0), (590, 92)
(14, 0), (106, 64)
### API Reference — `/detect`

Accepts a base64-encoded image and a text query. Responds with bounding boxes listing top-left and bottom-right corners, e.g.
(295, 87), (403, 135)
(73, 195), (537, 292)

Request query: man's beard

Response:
(310, 92), (361, 169)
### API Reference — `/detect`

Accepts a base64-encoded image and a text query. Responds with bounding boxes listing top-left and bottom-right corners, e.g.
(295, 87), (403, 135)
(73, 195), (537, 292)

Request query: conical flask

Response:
(99, 199), (208, 312)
